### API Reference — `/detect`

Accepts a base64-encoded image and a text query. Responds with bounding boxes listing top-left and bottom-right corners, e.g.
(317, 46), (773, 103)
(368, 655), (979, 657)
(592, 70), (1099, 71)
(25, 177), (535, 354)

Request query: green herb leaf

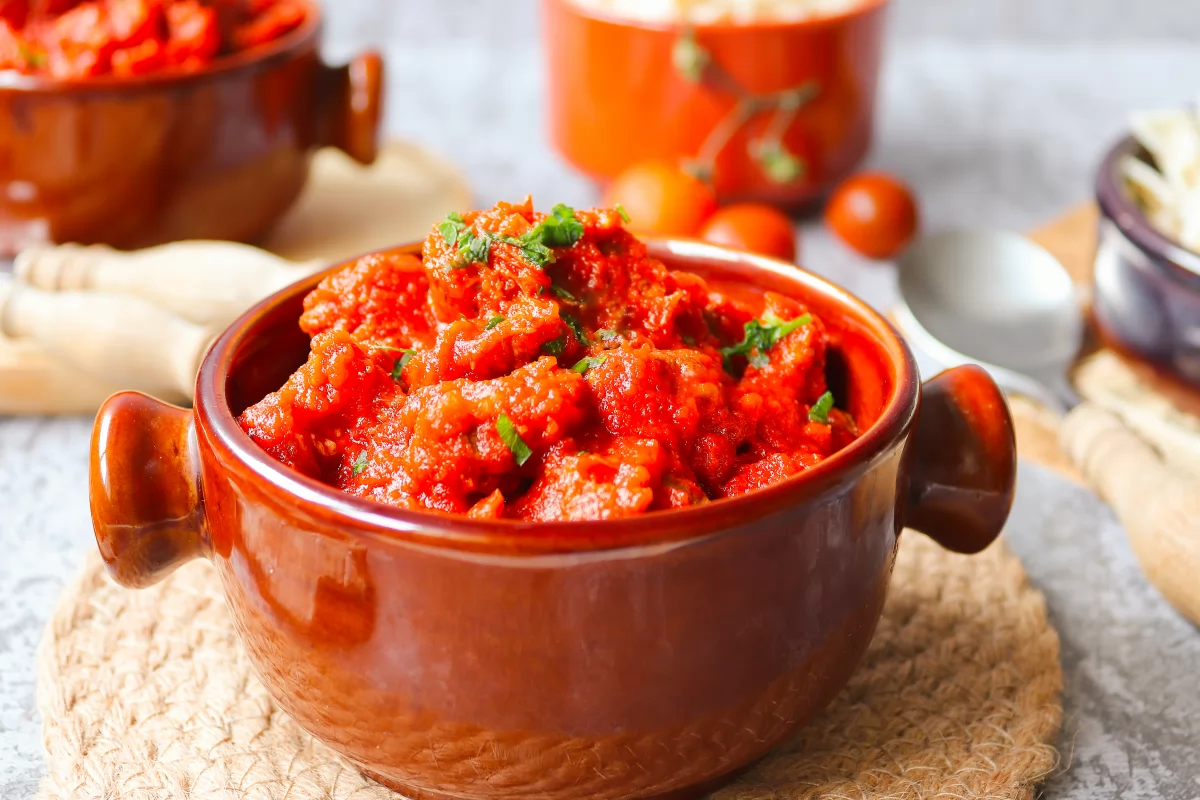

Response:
(615, 204), (631, 223)
(391, 349), (416, 381)
(493, 233), (553, 268)
(720, 312), (812, 372)
(596, 328), (620, 342)
(551, 284), (576, 302)
(808, 391), (834, 425)
(485, 315), (505, 331)
(539, 204), (585, 247)
(542, 333), (566, 358)
(561, 311), (590, 347)
(439, 211), (466, 246)
(442, 205), (585, 271)
(496, 414), (532, 466)
(351, 451), (368, 476)
(458, 229), (491, 265)
(571, 355), (607, 374)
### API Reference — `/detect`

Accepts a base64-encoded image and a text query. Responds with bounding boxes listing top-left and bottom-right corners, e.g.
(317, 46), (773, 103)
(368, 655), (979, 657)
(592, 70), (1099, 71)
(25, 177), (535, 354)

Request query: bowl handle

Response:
(903, 364), (1017, 554)
(316, 50), (385, 166)
(90, 392), (206, 589)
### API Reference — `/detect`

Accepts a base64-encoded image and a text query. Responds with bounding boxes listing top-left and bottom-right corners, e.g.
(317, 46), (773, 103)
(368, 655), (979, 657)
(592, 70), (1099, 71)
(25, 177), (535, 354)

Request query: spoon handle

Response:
(1061, 402), (1200, 626)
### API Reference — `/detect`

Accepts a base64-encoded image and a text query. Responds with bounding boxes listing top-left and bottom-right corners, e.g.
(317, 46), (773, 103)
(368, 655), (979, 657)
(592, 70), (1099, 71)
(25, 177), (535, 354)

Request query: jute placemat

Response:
(36, 534), (1062, 800)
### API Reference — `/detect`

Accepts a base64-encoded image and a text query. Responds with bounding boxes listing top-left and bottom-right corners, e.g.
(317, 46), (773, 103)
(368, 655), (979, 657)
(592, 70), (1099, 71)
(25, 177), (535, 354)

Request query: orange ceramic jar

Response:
(543, 0), (889, 208)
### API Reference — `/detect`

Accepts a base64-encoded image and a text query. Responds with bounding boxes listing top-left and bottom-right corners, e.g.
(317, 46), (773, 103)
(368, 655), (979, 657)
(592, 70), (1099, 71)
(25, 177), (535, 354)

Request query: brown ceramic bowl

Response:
(544, 0), (889, 207)
(1094, 134), (1200, 398)
(90, 238), (1016, 800)
(0, 0), (383, 257)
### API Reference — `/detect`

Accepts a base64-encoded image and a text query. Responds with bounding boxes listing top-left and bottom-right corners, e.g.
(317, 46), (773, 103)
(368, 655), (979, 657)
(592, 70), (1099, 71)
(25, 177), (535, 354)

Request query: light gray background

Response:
(4, 1), (1200, 798)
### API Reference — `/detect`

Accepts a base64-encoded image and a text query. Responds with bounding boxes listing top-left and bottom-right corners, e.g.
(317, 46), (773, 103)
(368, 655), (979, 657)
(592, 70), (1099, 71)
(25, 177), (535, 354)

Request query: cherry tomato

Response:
(602, 160), (718, 237)
(824, 172), (919, 259)
(698, 203), (796, 261)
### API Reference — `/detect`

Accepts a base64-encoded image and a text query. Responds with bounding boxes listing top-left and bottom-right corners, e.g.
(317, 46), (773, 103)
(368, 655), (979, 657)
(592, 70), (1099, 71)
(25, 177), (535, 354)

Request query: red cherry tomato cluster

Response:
(603, 160), (920, 263)
(603, 160), (798, 261)
(0, 0), (306, 78)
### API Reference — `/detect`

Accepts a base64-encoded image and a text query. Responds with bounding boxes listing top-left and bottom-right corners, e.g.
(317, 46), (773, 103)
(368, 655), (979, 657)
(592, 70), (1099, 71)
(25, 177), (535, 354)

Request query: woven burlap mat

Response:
(36, 534), (1062, 800)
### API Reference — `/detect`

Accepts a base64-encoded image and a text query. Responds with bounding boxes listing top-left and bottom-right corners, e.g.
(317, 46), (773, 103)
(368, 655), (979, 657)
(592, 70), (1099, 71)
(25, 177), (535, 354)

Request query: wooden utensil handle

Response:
(1061, 402), (1200, 625)
(0, 335), (122, 415)
(0, 280), (211, 402)
(15, 241), (323, 328)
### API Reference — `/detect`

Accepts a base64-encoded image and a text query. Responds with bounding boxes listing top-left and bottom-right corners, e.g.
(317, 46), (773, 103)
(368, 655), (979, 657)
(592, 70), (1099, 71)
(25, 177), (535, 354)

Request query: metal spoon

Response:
(893, 230), (1084, 413)
(893, 229), (1200, 627)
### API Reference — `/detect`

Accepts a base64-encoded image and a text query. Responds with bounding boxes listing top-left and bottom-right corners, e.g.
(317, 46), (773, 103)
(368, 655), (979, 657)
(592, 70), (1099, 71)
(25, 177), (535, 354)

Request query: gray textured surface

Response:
(4, 1), (1200, 797)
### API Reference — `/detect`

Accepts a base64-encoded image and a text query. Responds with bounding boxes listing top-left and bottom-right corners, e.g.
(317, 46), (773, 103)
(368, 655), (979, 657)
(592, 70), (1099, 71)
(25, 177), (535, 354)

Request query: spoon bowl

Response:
(895, 230), (1085, 411)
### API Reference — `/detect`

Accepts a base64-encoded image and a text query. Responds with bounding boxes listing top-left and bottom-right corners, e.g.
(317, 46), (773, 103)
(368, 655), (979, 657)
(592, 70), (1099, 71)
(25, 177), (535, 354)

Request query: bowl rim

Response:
(0, 0), (322, 93)
(1096, 133), (1200, 288)
(546, 0), (890, 33)
(196, 236), (920, 556)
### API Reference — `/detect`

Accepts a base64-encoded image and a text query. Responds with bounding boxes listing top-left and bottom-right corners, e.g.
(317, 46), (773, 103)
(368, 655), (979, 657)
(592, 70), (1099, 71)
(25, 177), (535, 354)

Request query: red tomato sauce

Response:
(0, 0), (306, 78)
(239, 199), (858, 522)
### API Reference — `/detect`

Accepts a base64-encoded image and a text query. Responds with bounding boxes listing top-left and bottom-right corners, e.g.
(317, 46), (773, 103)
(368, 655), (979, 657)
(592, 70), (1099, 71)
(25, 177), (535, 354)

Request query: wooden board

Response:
(1009, 202), (1100, 482)
(1017, 202), (1200, 483)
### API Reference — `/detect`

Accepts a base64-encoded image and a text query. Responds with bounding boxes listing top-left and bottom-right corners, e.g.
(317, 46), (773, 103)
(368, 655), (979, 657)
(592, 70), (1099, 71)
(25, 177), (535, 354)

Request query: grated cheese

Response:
(1122, 103), (1200, 256)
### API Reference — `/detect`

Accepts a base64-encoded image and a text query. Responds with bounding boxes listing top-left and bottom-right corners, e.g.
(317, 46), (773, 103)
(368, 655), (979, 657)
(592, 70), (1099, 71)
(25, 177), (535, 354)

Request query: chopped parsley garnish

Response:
(439, 211), (466, 246)
(495, 233), (554, 268)
(808, 391), (834, 424)
(539, 203), (586, 247)
(436, 204), (584, 270)
(561, 311), (589, 346)
(543, 333), (566, 357)
(459, 229), (491, 265)
(496, 414), (532, 466)
(551, 284), (576, 302)
(435, 211), (490, 268)
(596, 328), (620, 341)
(720, 312), (812, 372)
(351, 451), (368, 475)
(390, 349), (416, 381)
(485, 315), (505, 331)
(615, 204), (631, 223)
(571, 355), (607, 374)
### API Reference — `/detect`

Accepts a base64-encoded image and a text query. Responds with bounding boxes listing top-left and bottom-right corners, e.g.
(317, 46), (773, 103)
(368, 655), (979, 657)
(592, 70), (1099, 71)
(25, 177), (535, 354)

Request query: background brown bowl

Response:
(89, 238), (1016, 800)
(0, 0), (383, 257)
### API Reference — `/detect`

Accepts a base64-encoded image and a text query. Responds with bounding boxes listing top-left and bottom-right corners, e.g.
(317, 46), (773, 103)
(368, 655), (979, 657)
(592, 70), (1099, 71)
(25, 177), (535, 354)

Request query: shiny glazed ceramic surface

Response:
(1094, 135), (1200, 394)
(0, 1), (383, 256)
(90, 239), (1016, 800)
(543, 0), (889, 207)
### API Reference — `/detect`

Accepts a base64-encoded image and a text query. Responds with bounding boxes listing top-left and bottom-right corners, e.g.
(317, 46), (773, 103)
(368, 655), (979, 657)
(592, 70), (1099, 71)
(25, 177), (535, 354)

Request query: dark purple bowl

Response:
(1094, 135), (1200, 388)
